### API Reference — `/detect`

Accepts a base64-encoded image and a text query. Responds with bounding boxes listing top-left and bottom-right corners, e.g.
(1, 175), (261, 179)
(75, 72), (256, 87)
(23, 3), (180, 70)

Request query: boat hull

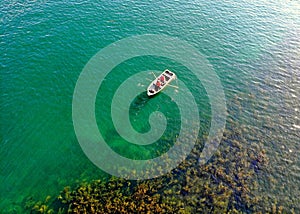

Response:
(147, 69), (176, 96)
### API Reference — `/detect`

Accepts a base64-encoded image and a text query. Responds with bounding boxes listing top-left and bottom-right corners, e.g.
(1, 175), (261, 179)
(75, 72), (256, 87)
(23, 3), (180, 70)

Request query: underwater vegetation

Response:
(24, 93), (297, 213)
(25, 195), (54, 214)
(25, 122), (292, 213)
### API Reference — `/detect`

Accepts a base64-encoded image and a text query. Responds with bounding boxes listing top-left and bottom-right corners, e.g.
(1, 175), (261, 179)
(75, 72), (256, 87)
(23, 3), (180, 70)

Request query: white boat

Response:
(147, 69), (176, 96)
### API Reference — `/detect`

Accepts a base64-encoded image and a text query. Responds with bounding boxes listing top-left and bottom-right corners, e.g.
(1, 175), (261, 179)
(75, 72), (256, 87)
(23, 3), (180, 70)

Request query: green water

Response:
(1, 0), (299, 212)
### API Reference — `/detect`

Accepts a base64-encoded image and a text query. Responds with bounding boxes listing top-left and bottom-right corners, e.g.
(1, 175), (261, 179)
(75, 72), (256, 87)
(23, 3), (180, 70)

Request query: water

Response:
(1, 0), (299, 212)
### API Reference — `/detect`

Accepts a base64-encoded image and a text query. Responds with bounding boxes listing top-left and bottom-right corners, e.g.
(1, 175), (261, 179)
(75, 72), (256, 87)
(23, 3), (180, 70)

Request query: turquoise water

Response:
(1, 0), (299, 212)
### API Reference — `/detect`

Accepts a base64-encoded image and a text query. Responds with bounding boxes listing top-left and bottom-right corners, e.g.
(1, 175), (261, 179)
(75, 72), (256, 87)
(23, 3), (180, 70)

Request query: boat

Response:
(147, 69), (176, 96)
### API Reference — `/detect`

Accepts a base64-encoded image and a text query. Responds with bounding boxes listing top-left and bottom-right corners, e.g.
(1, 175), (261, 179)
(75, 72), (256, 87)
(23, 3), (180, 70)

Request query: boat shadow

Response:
(131, 91), (152, 110)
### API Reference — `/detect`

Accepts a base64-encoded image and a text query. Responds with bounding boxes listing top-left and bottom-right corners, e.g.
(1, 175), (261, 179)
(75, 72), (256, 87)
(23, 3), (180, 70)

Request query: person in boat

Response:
(160, 75), (165, 85)
(156, 80), (161, 88)
(153, 80), (160, 91)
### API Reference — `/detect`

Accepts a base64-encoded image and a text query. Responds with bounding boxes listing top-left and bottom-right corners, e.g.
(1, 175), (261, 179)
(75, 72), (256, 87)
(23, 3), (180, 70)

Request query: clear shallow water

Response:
(1, 0), (299, 212)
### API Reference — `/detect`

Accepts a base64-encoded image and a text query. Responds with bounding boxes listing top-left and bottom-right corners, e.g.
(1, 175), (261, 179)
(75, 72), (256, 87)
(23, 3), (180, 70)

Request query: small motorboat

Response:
(147, 69), (176, 96)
